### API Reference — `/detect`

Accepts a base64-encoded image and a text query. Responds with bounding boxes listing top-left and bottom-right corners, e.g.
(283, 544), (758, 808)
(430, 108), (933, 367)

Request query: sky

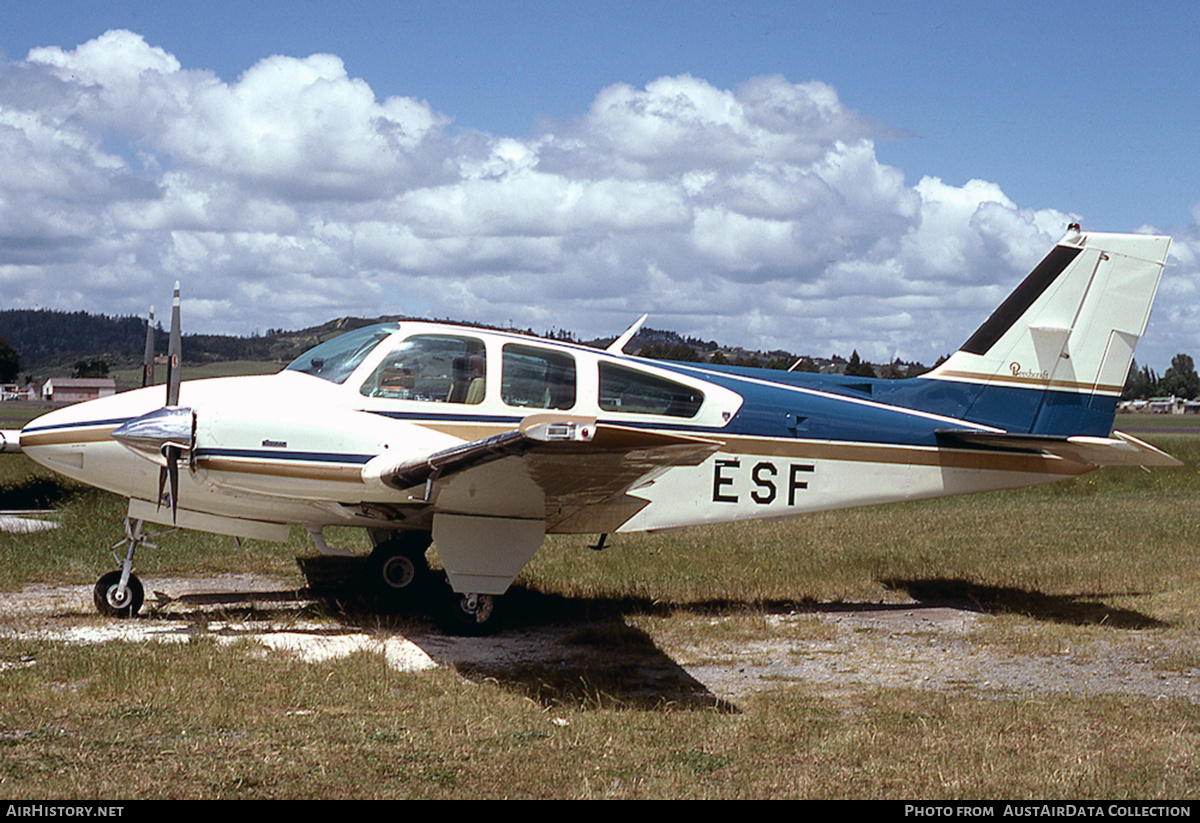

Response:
(1, 0), (1198, 369)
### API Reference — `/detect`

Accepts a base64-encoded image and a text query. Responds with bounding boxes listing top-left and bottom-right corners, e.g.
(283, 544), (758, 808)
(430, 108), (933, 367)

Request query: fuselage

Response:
(18, 321), (1092, 542)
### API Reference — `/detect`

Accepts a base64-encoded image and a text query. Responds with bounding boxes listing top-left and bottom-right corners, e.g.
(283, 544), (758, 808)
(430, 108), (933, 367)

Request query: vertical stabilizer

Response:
(925, 228), (1171, 435)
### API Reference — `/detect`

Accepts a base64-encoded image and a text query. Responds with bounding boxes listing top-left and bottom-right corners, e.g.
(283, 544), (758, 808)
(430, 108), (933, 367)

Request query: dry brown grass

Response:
(2, 635), (1197, 799)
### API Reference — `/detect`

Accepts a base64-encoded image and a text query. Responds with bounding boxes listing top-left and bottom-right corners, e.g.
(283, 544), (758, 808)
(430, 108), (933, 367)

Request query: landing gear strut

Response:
(438, 588), (500, 636)
(93, 518), (159, 618)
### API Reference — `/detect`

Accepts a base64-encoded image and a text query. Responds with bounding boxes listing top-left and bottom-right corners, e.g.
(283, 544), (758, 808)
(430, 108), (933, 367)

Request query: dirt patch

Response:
(670, 606), (1200, 703)
(1, 576), (1198, 705)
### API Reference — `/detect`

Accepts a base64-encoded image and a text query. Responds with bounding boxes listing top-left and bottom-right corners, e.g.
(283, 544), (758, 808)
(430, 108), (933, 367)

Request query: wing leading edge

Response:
(361, 414), (722, 532)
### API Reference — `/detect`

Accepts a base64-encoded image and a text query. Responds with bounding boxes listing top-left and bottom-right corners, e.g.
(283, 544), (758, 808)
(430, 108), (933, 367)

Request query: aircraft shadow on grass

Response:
(134, 554), (738, 712)
(880, 577), (1166, 629)
(135, 556), (1169, 708)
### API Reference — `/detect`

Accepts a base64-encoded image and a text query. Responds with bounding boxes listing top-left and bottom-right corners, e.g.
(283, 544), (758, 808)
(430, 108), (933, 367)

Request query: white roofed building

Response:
(42, 378), (117, 403)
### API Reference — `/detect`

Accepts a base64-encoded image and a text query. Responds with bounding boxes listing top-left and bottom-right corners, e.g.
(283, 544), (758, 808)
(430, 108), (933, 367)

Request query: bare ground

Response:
(1, 573), (1197, 707)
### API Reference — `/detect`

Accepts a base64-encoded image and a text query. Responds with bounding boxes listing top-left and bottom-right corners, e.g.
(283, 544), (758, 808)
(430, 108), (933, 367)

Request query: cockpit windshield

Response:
(285, 323), (400, 384)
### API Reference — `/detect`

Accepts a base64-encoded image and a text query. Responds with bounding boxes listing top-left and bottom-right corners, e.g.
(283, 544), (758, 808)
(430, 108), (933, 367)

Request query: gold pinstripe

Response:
(931, 370), (1123, 394)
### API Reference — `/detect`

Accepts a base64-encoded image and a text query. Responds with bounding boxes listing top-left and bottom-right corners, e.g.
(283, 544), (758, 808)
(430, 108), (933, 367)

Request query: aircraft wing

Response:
(362, 414), (722, 532)
(936, 428), (1181, 467)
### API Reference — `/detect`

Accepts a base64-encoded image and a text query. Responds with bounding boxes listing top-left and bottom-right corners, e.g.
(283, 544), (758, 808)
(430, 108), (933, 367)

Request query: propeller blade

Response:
(142, 306), (155, 388)
(154, 447), (180, 521)
(137, 434), (185, 523)
(166, 445), (180, 522)
(166, 282), (181, 407)
(156, 464), (168, 512)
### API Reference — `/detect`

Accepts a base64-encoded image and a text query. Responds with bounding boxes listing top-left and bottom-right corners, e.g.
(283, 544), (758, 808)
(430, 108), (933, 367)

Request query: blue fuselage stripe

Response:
(193, 448), (374, 465)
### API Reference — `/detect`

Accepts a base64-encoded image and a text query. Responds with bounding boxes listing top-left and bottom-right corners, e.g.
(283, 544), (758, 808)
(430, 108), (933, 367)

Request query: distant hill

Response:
(0, 309), (405, 376)
(0, 308), (926, 381)
(0, 310), (149, 373)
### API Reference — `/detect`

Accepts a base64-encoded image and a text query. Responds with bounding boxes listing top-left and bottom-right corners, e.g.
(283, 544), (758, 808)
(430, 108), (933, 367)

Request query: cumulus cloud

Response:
(1, 30), (1196, 367)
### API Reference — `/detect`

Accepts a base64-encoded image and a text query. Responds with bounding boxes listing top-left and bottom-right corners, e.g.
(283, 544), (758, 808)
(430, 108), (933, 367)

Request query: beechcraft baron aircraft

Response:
(0, 226), (1180, 633)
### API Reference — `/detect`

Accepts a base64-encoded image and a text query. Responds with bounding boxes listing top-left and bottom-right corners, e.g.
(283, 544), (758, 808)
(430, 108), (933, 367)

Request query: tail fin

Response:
(925, 227), (1171, 436)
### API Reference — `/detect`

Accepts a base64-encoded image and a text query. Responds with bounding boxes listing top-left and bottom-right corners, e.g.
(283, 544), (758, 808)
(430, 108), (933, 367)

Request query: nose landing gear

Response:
(93, 518), (169, 618)
(94, 569), (144, 618)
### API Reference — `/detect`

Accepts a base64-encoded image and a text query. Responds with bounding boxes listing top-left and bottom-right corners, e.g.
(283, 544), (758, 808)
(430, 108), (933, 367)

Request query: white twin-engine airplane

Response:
(1, 226), (1180, 633)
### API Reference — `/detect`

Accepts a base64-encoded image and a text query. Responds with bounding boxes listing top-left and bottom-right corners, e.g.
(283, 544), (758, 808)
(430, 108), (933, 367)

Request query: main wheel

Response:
(93, 570), (144, 618)
(366, 533), (432, 607)
(438, 589), (501, 636)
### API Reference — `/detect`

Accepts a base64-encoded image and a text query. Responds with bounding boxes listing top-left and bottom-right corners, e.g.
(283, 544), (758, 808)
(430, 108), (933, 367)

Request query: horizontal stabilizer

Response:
(936, 428), (1181, 467)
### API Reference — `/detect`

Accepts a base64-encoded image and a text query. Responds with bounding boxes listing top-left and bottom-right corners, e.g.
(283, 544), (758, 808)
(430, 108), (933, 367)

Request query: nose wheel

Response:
(93, 517), (165, 619)
(94, 570), (144, 617)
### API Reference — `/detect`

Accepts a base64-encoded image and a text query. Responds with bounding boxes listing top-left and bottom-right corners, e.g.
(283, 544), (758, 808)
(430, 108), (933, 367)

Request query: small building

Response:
(42, 378), (117, 403)
(1146, 395), (1183, 415)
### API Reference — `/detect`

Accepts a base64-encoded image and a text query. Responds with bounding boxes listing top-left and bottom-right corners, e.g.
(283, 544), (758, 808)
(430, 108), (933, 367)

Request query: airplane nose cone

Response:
(110, 406), (194, 464)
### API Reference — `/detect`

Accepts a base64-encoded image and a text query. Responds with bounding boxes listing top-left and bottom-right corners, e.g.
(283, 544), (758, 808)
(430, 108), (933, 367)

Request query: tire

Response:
(93, 570), (144, 618)
(366, 533), (431, 607)
(438, 587), (501, 636)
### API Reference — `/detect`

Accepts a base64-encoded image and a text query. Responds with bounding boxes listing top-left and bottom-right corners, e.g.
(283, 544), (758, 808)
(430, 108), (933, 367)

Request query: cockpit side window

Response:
(501, 344), (576, 410)
(598, 363), (704, 417)
(360, 335), (486, 404)
(285, 323), (400, 384)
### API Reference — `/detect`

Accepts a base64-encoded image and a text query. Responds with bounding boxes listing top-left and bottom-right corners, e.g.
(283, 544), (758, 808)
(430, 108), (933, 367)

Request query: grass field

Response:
(107, 360), (283, 390)
(1, 435), (1199, 798)
(1116, 412), (1200, 429)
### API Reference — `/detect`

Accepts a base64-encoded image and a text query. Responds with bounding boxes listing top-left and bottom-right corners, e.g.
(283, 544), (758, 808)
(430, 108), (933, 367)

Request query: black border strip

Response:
(960, 244), (1083, 356)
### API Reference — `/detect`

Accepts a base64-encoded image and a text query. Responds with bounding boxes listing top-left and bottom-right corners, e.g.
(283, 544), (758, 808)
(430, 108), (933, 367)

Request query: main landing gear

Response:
(366, 531), (432, 607)
(364, 531), (502, 635)
(438, 590), (498, 636)
(93, 518), (165, 618)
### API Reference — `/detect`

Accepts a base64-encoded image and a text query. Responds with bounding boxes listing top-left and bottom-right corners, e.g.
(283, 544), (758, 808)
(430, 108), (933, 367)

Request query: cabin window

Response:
(360, 334), (486, 404)
(286, 323), (400, 384)
(501, 344), (576, 410)
(598, 363), (704, 417)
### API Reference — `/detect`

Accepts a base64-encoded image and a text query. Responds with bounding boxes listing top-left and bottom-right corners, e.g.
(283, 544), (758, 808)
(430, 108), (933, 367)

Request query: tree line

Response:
(1123, 355), (1200, 400)
(1, 307), (1196, 397)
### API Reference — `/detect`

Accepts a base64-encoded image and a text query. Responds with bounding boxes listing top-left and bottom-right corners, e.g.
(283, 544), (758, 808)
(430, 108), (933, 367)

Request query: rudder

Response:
(925, 226), (1171, 436)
